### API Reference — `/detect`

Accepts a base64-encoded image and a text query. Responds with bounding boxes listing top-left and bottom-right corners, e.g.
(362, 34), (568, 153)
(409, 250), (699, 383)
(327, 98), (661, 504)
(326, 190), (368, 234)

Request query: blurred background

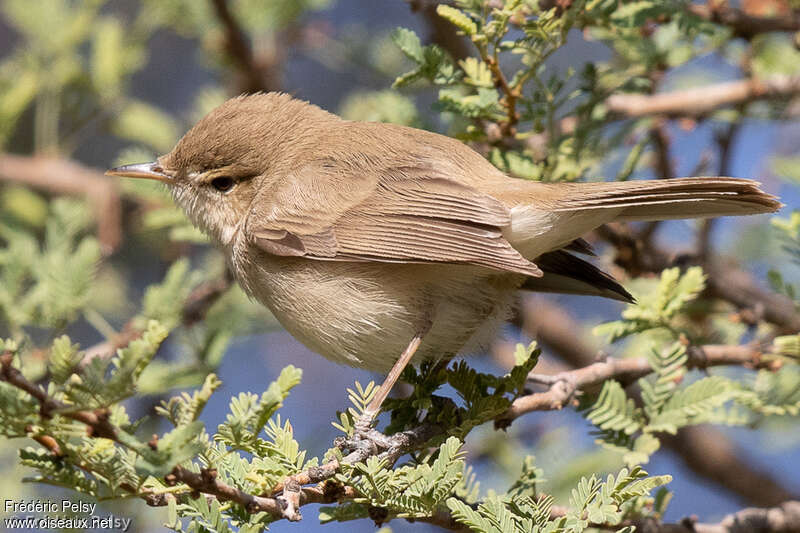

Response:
(0, 0), (798, 531)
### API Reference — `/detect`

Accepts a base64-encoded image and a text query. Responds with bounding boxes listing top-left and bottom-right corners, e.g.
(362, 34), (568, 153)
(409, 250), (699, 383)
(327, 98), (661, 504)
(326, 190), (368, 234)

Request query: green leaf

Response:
(104, 320), (169, 400)
(437, 4), (477, 35)
(594, 267), (706, 343)
(137, 421), (205, 477)
(91, 17), (140, 99)
(391, 27), (424, 64)
(459, 57), (494, 88)
(157, 373), (223, 427)
(647, 376), (740, 433)
(339, 90), (421, 126)
(586, 380), (643, 435)
(48, 335), (82, 384)
(216, 366), (302, 450)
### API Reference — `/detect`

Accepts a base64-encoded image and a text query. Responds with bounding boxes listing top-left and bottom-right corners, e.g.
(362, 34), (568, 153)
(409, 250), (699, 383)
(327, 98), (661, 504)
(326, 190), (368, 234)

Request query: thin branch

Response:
(497, 342), (771, 424)
(649, 118), (675, 179)
(78, 274), (233, 370)
(638, 118), (676, 246)
(0, 351), (118, 440)
(521, 297), (799, 506)
(181, 270), (234, 326)
(0, 350), (434, 524)
(595, 222), (671, 278)
(3, 334), (797, 528)
(641, 500), (800, 533)
(660, 426), (797, 508)
(688, 3), (800, 40)
(606, 75), (800, 118)
(476, 45), (519, 137)
(0, 153), (122, 253)
(698, 116), (743, 264)
(167, 466), (355, 521)
(208, 0), (279, 93)
(706, 264), (800, 334)
(593, 226), (800, 334)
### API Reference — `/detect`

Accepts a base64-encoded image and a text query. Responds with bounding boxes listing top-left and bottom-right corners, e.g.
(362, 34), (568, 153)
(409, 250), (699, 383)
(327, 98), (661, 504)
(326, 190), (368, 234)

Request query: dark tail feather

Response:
(563, 237), (596, 256)
(521, 250), (633, 303)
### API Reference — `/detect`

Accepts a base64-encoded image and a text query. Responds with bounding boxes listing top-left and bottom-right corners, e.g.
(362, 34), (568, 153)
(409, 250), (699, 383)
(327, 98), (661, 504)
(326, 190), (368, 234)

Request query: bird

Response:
(107, 92), (781, 428)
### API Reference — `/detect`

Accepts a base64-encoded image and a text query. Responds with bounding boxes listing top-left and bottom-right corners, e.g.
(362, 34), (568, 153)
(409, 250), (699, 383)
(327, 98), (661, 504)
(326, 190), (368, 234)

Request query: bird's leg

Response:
(354, 331), (427, 435)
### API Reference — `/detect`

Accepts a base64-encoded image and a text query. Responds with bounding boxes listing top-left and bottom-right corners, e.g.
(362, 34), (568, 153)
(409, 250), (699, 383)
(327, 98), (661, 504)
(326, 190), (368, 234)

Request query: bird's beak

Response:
(105, 161), (172, 183)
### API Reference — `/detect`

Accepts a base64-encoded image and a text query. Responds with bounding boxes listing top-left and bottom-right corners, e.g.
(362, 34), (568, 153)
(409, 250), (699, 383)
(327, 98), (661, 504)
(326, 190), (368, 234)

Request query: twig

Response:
(496, 343), (770, 424)
(595, 222), (671, 277)
(167, 466), (351, 521)
(3, 334), (797, 528)
(0, 351), (118, 440)
(688, 3), (800, 40)
(208, 0), (283, 93)
(606, 75), (800, 118)
(706, 264), (800, 334)
(640, 500), (800, 533)
(521, 297), (799, 506)
(593, 224), (799, 334)
(698, 118), (743, 264)
(78, 274), (233, 370)
(660, 426), (797, 508)
(475, 44), (519, 137)
(181, 271), (234, 326)
(638, 118), (676, 246)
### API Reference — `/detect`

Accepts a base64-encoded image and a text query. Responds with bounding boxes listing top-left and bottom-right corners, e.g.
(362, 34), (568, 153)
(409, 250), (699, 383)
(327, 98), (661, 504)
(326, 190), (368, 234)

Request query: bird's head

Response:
(107, 92), (332, 246)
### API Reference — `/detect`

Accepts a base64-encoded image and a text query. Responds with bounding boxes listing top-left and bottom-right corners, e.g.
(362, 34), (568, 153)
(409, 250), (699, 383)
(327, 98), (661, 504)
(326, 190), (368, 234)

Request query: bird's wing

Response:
(245, 159), (542, 277)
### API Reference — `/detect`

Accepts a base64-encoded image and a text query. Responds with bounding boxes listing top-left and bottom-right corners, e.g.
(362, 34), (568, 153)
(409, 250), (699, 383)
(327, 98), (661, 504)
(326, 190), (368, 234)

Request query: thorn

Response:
(368, 505), (389, 526)
(201, 468), (218, 484)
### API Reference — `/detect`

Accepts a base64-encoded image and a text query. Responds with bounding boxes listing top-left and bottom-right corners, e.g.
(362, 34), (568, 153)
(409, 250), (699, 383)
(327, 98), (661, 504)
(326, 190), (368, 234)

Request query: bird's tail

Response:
(544, 177), (781, 221)
(501, 177), (782, 301)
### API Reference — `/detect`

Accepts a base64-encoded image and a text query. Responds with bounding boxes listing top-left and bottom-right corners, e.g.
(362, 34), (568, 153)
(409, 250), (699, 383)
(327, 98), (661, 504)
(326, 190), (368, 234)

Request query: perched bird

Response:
(108, 92), (781, 425)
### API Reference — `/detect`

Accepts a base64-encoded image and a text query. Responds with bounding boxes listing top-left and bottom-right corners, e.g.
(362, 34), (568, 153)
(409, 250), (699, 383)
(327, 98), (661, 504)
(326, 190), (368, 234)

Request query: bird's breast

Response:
(231, 245), (522, 372)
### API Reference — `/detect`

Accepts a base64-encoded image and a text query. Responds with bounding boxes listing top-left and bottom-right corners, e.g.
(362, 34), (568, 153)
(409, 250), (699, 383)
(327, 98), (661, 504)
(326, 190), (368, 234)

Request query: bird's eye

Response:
(211, 176), (235, 193)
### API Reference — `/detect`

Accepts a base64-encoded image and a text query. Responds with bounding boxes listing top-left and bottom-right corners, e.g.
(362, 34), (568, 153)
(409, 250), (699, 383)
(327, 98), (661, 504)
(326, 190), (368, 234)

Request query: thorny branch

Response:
(2, 329), (790, 527)
(697, 113), (744, 264)
(638, 501), (800, 533)
(520, 297), (799, 507)
(706, 264), (800, 334)
(591, 224), (800, 334)
(0, 351), (118, 441)
(481, 48), (520, 138)
(7, 348), (800, 532)
(0, 347), (439, 523)
(497, 342), (776, 424)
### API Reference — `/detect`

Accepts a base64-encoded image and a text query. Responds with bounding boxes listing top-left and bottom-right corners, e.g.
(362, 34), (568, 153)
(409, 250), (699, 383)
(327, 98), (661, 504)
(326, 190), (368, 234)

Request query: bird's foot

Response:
(353, 409), (377, 436)
(337, 419), (394, 458)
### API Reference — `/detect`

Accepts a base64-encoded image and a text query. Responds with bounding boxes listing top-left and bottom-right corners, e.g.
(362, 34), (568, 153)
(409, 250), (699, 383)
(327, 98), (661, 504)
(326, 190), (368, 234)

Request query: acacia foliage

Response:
(0, 0), (799, 532)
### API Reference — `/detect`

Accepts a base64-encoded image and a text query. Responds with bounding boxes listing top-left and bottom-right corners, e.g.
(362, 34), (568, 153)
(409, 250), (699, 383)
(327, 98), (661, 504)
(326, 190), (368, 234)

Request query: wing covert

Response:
(246, 159), (541, 277)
